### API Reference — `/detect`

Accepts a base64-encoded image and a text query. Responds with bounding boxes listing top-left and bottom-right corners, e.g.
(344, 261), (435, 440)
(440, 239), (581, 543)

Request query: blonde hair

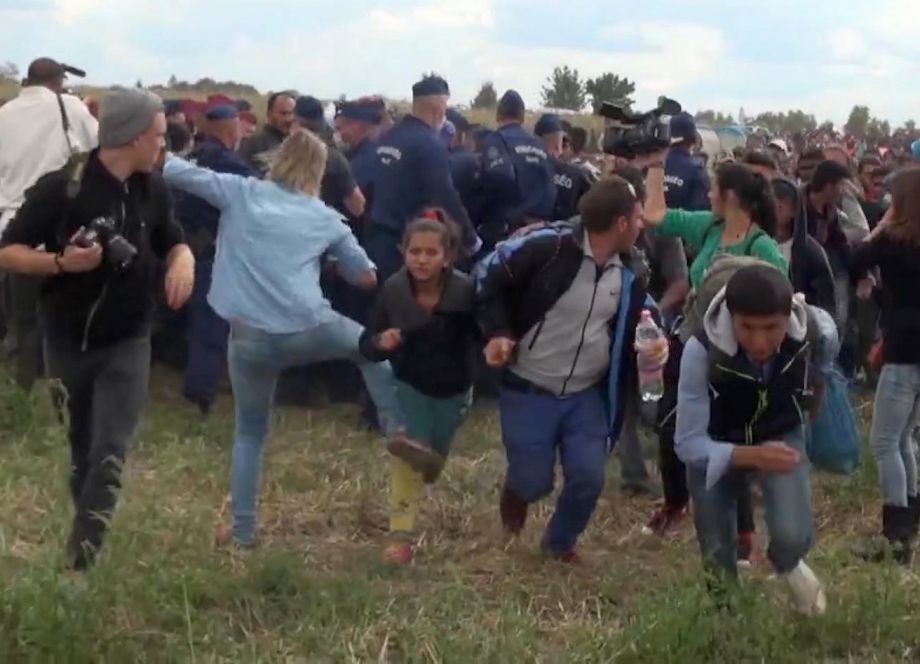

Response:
(267, 129), (327, 195)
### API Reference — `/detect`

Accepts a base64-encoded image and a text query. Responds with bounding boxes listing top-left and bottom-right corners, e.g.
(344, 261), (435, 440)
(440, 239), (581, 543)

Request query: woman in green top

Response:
(644, 160), (788, 287)
(639, 156), (786, 563)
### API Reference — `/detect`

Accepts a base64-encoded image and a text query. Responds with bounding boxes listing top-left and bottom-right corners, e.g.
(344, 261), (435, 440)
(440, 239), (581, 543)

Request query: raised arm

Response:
(162, 155), (247, 212)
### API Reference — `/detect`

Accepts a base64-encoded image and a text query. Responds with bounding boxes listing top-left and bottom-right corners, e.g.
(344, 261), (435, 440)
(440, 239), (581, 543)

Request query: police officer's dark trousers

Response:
(183, 257), (228, 410)
(44, 333), (150, 570)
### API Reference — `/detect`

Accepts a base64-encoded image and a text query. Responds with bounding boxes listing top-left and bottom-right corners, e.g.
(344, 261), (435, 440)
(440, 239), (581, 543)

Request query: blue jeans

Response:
(687, 429), (813, 576)
(870, 364), (920, 507)
(183, 258), (228, 407)
(499, 384), (609, 554)
(228, 315), (402, 544)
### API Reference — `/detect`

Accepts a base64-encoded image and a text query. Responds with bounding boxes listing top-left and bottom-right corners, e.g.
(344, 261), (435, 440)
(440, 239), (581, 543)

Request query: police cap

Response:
(205, 104), (239, 121)
(534, 113), (563, 137)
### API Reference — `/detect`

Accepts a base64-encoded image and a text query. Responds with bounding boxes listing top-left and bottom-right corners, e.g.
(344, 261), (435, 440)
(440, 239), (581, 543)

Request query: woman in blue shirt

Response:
(164, 129), (402, 548)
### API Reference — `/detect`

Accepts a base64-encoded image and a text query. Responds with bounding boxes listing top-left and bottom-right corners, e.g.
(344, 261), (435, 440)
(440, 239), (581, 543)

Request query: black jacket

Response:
(786, 184), (836, 315)
(803, 188), (866, 282)
(238, 124), (286, 175)
(475, 221), (653, 440)
(0, 151), (185, 350)
(698, 332), (812, 445)
(360, 268), (478, 398)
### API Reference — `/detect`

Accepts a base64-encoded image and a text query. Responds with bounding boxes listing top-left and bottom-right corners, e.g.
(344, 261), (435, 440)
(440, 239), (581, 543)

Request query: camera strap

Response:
(56, 93), (76, 156)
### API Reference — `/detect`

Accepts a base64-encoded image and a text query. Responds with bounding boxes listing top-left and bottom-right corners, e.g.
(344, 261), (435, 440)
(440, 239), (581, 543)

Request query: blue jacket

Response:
(474, 221), (655, 442)
(664, 146), (710, 210)
(347, 137), (378, 200)
(448, 147), (482, 225)
(163, 156), (374, 334)
(478, 123), (556, 238)
(173, 137), (253, 255)
(368, 114), (476, 250)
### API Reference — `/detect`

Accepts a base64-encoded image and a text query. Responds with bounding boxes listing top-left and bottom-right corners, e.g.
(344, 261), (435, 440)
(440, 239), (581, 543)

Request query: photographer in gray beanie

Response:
(0, 85), (195, 573)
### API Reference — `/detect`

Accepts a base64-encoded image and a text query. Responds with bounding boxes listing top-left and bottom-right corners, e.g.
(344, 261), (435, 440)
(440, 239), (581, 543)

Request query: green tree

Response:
(584, 72), (635, 112)
(753, 110), (817, 135)
(471, 81), (498, 109)
(845, 105), (871, 138)
(902, 119), (916, 133)
(540, 66), (586, 111)
(167, 74), (178, 88)
(694, 109), (735, 128)
(0, 61), (19, 81)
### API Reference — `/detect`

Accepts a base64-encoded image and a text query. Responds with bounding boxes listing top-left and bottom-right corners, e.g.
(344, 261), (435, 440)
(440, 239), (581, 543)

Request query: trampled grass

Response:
(1, 368), (919, 662)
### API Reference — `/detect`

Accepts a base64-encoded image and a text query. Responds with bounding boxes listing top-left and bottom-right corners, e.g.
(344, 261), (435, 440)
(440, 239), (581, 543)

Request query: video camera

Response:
(598, 97), (682, 159)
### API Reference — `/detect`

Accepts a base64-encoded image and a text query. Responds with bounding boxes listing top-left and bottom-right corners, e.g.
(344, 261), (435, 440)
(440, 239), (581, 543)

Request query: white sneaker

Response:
(784, 561), (827, 616)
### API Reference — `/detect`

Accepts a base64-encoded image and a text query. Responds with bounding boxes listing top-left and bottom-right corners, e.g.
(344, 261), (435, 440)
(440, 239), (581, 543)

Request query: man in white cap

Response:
(0, 86), (194, 572)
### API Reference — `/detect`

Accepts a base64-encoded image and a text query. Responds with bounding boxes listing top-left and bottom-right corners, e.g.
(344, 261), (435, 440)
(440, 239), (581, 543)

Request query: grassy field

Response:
(1, 366), (919, 663)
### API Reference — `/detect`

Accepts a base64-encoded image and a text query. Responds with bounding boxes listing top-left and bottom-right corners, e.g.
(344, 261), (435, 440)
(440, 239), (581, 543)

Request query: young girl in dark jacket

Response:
(360, 215), (479, 565)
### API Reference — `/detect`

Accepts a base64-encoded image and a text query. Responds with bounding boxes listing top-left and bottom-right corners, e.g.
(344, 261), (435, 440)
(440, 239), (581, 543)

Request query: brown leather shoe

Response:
(499, 484), (529, 535)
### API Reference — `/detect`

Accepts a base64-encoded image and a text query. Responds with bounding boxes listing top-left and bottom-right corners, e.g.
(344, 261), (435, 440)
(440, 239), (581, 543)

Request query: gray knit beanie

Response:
(98, 87), (164, 148)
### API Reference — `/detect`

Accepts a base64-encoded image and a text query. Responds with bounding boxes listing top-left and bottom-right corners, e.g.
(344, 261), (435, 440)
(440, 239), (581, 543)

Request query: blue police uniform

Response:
(478, 123), (556, 248)
(347, 137), (378, 203)
(174, 115), (254, 413)
(448, 146), (482, 225)
(664, 145), (709, 210)
(366, 114), (476, 279)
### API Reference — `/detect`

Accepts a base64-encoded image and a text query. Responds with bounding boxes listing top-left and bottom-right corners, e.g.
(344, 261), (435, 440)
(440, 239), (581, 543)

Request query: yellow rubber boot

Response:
(389, 457), (424, 534)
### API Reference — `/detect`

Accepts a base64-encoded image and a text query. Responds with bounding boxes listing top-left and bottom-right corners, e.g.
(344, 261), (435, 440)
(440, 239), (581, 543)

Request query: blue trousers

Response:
(228, 315), (403, 545)
(183, 258), (228, 407)
(687, 429), (813, 576)
(499, 385), (609, 554)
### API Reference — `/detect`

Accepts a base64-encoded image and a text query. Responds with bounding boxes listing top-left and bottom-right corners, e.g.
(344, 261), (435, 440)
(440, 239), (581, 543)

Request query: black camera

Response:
(72, 217), (138, 270)
(599, 97), (683, 158)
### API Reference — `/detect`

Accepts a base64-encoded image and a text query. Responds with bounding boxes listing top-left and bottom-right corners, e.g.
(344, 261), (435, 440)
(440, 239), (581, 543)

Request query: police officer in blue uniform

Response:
(174, 104), (254, 415)
(444, 108), (482, 227)
(366, 75), (479, 280)
(335, 99), (383, 205)
(478, 90), (556, 249)
(534, 113), (593, 221)
(664, 112), (710, 210)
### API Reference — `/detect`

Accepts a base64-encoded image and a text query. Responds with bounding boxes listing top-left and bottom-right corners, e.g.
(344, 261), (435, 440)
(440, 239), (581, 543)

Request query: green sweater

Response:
(658, 209), (788, 288)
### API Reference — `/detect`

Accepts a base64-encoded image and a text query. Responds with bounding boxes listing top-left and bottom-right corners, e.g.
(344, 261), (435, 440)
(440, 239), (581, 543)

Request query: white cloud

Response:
(49, 0), (107, 25)
(826, 27), (870, 62)
(3, 0), (917, 124)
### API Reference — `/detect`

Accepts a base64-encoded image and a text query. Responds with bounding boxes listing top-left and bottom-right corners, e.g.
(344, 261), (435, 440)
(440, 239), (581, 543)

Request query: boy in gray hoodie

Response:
(675, 264), (838, 615)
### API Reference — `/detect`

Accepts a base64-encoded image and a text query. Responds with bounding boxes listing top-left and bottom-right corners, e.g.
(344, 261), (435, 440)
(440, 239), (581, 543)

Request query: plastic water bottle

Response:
(636, 309), (665, 402)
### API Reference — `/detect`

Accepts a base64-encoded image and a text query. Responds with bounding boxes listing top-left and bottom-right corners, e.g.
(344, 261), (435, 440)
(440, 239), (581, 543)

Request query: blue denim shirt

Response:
(163, 155), (374, 334)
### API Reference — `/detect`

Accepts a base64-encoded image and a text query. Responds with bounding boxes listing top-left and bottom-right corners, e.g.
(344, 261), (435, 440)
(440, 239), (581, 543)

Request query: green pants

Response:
(395, 381), (472, 457)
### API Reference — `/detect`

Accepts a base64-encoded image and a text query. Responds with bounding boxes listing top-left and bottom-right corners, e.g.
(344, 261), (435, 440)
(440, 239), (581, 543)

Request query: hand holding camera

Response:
(57, 242), (103, 273)
(69, 216), (138, 271)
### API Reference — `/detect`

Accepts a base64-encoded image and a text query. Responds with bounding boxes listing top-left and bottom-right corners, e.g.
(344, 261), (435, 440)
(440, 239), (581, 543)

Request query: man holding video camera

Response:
(0, 58), (99, 388)
(0, 87), (194, 572)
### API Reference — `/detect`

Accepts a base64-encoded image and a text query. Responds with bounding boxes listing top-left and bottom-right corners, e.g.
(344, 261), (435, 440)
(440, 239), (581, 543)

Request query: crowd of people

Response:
(1, 57), (920, 619)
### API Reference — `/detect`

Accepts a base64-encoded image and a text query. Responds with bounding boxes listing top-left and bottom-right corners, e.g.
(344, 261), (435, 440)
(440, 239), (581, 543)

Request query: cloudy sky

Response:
(2, 0), (918, 124)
